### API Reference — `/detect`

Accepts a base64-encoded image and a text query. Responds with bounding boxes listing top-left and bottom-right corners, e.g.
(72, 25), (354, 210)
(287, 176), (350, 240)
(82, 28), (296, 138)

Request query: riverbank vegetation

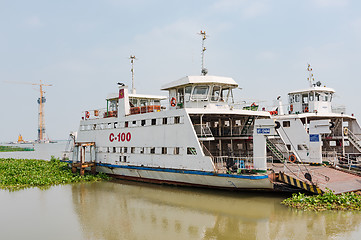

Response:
(0, 158), (110, 190)
(0, 145), (34, 152)
(282, 190), (361, 211)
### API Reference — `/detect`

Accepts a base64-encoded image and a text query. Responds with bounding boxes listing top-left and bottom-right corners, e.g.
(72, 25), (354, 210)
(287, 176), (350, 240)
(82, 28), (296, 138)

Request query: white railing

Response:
(338, 153), (361, 170)
(322, 151), (338, 165)
(82, 108), (109, 120)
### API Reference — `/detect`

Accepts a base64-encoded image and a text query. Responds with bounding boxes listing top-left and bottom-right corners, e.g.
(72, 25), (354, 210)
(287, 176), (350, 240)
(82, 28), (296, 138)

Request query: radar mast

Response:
(130, 55), (137, 94)
(199, 30), (208, 76)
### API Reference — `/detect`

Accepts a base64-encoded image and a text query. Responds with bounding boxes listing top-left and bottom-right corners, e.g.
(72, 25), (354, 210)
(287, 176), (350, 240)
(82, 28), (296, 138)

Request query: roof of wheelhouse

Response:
(161, 75), (238, 90)
(288, 86), (335, 95)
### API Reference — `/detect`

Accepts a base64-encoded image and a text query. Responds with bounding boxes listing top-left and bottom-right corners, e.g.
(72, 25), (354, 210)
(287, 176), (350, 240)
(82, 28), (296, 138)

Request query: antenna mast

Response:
(129, 55), (137, 94)
(307, 63), (315, 87)
(199, 30), (208, 76)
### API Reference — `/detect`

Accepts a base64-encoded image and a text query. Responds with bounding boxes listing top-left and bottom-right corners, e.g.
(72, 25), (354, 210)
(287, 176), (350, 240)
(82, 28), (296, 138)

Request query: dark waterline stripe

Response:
(63, 160), (268, 180)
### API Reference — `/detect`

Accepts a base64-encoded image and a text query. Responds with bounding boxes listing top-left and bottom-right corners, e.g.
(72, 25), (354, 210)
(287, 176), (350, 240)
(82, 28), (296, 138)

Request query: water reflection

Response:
(71, 181), (361, 240)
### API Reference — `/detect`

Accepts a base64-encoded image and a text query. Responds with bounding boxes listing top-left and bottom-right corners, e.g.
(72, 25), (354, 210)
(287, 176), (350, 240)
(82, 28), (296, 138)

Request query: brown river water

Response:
(1, 181), (361, 240)
(1, 142), (361, 239)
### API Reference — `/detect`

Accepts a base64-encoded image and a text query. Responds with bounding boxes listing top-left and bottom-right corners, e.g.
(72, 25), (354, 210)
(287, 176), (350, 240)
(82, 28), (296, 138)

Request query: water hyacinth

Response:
(282, 190), (361, 211)
(0, 158), (110, 190)
(0, 145), (34, 152)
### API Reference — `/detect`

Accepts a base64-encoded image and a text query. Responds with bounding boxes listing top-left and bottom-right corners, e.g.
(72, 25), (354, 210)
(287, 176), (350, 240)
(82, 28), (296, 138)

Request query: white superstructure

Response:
(69, 73), (284, 190)
(269, 64), (361, 164)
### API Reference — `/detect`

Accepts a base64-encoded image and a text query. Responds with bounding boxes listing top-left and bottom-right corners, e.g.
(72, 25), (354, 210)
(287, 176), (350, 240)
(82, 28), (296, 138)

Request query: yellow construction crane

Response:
(5, 80), (53, 142)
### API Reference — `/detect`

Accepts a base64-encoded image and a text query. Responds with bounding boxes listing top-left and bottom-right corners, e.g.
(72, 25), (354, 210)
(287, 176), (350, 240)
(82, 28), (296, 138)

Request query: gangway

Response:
(272, 163), (361, 194)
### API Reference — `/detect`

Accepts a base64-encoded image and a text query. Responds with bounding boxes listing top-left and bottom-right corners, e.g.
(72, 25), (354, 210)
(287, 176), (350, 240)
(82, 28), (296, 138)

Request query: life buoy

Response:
(304, 107), (309, 112)
(344, 127), (348, 136)
(289, 153), (297, 163)
(251, 102), (256, 107)
(170, 97), (176, 107)
(290, 104), (294, 112)
(85, 111), (90, 119)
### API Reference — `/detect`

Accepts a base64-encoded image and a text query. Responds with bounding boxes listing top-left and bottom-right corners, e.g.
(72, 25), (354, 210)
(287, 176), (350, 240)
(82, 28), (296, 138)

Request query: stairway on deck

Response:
(271, 163), (361, 194)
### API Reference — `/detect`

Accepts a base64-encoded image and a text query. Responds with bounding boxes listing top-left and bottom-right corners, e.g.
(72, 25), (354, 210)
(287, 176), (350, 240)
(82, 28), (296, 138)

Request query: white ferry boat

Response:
(69, 72), (285, 190)
(269, 64), (361, 165)
(64, 32), (295, 190)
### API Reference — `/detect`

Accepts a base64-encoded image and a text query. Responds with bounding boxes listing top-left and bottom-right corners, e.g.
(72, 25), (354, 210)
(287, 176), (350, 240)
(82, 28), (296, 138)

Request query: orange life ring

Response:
(85, 111), (90, 119)
(290, 104), (293, 112)
(304, 107), (309, 112)
(289, 153), (297, 163)
(170, 97), (176, 107)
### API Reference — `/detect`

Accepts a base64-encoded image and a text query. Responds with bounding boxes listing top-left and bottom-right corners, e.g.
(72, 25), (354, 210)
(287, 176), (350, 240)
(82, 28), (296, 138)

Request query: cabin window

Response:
(125, 121), (129, 128)
(109, 100), (118, 111)
(187, 147), (197, 155)
(295, 95), (300, 102)
(185, 86), (192, 94)
(329, 93), (333, 102)
(283, 121), (290, 127)
(162, 147), (167, 154)
(302, 94), (308, 104)
(141, 120), (146, 126)
(323, 93), (328, 102)
(177, 88), (184, 104)
(113, 147), (116, 153)
(150, 147), (155, 154)
(131, 147), (135, 153)
(286, 145), (291, 151)
(184, 86), (192, 102)
(192, 86), (209, 100)
(124, 147), (128, 153)
(315, 93), (320, 101)
(211, 86), (221, 102)
(221, 88), (229, 102)
(123, 156), (127, 162)
(163, 117), (168, 125)
(309, 93), (314, 101)
(114, 122), (118, 128)
(151, 119), (156, 125)
(140, 147), (144, 154)
(174, 147), (180, 155)
(174, 116), (180, 124)
(119, 147), (123, 153)
(132, 120), (136, 125)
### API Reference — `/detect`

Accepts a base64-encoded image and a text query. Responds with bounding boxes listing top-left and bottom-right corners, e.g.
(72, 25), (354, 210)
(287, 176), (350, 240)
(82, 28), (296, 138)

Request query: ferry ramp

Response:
(270, 163), (361, 194)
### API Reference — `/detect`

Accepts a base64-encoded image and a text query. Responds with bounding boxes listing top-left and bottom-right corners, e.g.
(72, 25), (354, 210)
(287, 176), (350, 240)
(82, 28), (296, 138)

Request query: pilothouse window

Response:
(211, 86), (221, 102)
(192, 86), (209, 100)
(220, 88), (229, 102)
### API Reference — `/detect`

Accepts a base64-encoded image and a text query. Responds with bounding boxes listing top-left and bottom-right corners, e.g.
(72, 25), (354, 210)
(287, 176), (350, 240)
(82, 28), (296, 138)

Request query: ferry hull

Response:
(96, 165), (274, 190)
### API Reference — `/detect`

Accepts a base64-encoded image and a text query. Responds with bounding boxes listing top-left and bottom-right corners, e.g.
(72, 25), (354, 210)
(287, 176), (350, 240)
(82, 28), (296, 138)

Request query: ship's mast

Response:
(307, 63), (315, 87)
(199, 30), (208, 76)
(130, 55), (137, 94)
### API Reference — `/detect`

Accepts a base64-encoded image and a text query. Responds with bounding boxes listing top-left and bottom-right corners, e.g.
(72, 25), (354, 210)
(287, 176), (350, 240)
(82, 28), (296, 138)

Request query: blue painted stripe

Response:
(62, 160), (269, 180)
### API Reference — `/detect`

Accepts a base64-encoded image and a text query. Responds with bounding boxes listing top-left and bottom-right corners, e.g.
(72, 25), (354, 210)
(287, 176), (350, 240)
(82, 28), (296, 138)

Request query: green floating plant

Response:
(0, 158), (110, 190)
(282, 189), (361, 211)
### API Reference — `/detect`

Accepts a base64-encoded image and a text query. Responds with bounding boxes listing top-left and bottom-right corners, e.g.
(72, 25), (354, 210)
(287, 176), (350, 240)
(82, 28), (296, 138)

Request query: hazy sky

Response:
(1, 0), (361, 142)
